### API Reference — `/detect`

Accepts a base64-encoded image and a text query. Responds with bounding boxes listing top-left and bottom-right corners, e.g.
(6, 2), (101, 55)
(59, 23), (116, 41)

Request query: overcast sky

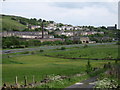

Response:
(1, 0), (119, 27)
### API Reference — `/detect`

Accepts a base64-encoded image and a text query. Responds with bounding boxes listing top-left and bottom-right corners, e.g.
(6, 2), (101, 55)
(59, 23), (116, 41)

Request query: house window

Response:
(86, 41), (89, 43)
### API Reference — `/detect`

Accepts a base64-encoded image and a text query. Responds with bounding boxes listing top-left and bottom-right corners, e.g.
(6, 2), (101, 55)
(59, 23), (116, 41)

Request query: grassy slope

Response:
(2, 44), (117, 85)
(2, 55), (111, 84)
(2, 15), (26, 31)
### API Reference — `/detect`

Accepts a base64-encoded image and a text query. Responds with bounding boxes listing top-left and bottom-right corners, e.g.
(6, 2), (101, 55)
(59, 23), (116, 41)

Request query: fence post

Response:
(24, 76), (27, 86)
(33, 75), (35, 83)
(15, 76), (18, 84)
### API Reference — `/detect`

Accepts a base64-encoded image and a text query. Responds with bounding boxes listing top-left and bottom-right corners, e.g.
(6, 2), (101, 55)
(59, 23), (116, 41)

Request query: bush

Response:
(19, 45), (26, 48)
(64, 40), (73, 45)
(86, 60), (92, 73)
(31, 51), (35, 54)
(60, 47), (66, 50)
(22, 51), (30, 54)
(40, 50), (44, 52)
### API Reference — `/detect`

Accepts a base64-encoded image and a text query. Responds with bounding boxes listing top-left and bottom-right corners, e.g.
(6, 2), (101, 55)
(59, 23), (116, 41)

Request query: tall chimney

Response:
(41, 21), (44, 39)
(115, 24), (117, 29)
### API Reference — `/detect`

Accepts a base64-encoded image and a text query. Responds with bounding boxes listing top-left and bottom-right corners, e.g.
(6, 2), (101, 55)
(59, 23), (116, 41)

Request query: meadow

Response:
(42, 44), (118, 59)
(2, 44), (119, 88)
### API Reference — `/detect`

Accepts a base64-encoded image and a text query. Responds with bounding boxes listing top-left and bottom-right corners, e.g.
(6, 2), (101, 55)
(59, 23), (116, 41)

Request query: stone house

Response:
(69, 36), (96, 43)
(80, 37), (90, 43)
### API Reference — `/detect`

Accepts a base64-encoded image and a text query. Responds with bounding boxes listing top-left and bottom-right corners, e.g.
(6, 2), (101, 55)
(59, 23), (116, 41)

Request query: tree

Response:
(100, 26), (107, 30)
(49, 21), (54, 24)
(55, 28), (60, 31)
(60, 47), (66, 50)
(57, 23), (64, 27)
(53, 41), (63, 45)
(38, 19), (42, 22)
(35, 28), (41, 31)
(40, 49), (44, 52)
(64, 40), (73, 45)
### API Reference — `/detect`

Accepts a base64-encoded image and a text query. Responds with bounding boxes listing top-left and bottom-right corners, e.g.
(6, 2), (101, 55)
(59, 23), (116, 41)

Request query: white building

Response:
(55, 31), (73, 36)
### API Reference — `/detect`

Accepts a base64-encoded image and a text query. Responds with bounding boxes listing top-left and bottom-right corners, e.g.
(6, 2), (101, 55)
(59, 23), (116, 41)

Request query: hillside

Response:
(1, 14), (54, 31)
(2, 15), (27, 31)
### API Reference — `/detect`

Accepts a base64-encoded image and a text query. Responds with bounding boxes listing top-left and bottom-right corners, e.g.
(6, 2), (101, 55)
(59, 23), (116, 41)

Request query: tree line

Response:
(2, 36), (82, 49)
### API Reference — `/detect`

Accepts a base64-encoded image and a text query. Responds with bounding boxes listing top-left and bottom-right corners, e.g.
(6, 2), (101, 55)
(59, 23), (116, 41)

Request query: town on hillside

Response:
(1, 1), (120, 89)
(1, 14), (119, 49)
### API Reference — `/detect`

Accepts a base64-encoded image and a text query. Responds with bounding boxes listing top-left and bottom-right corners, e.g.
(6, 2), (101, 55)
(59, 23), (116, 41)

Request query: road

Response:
(65, 76), (98, 89)
(2, 42), (115, 54)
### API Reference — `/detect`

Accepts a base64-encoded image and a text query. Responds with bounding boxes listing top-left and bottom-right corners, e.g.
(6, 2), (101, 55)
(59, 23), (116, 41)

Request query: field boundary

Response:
(44, 55), (120, 60)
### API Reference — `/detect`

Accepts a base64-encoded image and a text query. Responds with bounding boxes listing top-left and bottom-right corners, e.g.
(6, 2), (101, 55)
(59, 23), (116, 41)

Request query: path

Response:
(65, 76), (98, 89)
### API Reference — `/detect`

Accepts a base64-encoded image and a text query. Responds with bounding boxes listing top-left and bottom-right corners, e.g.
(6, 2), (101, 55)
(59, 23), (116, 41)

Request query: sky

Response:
(1, 0), (119, 27)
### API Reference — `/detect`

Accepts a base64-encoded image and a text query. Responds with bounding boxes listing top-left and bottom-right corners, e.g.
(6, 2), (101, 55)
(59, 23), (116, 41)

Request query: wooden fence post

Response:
(15, 76), (18, 84)
(24, 76), (27, 86)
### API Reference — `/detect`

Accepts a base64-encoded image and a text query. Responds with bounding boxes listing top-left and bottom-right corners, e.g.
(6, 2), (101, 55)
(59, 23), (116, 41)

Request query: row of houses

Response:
(55, 31), (104, 37)
(1, 31), (97, 44)
(45, 26), (83, 31)
(1, 31), (65, 43)
(1, 31), (54, 39)
(28, 23), (83, 31)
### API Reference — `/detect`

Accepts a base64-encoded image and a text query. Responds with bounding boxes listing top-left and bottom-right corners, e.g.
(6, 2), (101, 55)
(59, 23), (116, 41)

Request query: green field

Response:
(2, 44), (119, 87)
(42, 44), (118, 59)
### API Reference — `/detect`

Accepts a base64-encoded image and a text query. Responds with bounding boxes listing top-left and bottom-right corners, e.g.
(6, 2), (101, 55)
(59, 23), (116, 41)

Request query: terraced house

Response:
(1, 31), (54, 39)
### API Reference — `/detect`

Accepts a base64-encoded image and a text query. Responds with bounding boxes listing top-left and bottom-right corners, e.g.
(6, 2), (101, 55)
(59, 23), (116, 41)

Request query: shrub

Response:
(31, 51), (35, 54)
(40, 50), (44, 52)
(22, 51), (29, 54)
(86, 60), (92, 73)
(60, 47), (66, 50)
(19, 45), (26, 48)
(64, 40), (73, 45)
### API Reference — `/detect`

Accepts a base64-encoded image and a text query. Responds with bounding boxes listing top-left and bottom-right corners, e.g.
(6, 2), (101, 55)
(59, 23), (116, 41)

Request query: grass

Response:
(2, 54), (112, 85)
(2, 44), (118, 88)
(2, 15), (26, 31)
(36, 68), (106, 88)
(36, 74), (89, 88)
(42, 44), (118, 59)
(94, 62), (120, 88)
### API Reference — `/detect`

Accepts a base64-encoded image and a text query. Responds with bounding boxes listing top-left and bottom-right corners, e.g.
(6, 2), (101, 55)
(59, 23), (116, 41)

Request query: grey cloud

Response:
(50, 2), (117, 13)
